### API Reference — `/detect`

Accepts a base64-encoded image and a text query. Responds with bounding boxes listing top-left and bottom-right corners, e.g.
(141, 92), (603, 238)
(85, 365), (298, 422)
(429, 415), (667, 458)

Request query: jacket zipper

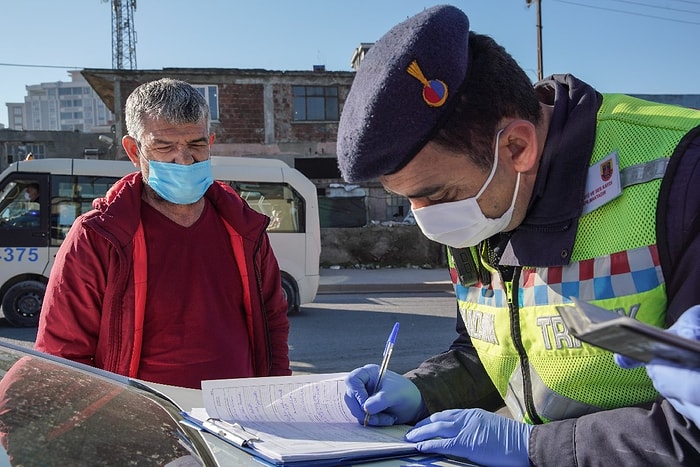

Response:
(253, 223), (273, 374)
(502, 266), (544, 424)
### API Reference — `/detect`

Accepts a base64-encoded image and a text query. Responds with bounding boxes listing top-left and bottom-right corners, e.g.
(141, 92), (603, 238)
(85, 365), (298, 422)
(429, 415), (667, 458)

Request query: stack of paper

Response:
(186, 373), (417, 466)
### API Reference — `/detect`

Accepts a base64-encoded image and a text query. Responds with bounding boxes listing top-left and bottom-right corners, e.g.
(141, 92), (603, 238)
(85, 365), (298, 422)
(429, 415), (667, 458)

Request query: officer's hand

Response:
(343, 364), (424, 425)
(615, 305), (700, 425)
(405, 408), (532, 467)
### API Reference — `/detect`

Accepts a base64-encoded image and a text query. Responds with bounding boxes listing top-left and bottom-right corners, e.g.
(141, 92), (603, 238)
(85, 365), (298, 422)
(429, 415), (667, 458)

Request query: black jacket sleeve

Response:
(404, 305), (503, 419)
(529, 399), (700, 466)
(657, 126), (700, 324)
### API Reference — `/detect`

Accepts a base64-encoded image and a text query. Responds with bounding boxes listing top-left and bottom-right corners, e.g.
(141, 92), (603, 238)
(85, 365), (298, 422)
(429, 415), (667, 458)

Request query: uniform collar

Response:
(499, 74), (603, 267)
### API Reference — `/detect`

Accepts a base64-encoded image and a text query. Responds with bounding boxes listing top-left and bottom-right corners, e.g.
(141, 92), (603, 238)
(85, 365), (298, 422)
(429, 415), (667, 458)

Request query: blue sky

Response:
(2, 0), (699, 127)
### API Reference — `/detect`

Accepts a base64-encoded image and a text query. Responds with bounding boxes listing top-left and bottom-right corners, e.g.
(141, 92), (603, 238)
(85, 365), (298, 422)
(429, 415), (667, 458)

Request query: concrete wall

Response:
(0, 129), (116, 171)
(320, 225), (447, 268)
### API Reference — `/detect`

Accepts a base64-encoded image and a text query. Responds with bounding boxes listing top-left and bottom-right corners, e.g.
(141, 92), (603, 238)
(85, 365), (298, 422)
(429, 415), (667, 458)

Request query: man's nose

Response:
(172, 145), (199, 164)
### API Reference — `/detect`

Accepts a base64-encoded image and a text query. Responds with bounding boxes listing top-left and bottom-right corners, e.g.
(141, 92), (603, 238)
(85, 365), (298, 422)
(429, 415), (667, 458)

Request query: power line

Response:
(610, 0), (700, 15)
(0, 62), (82, 70)
(556, 0), (700, 25)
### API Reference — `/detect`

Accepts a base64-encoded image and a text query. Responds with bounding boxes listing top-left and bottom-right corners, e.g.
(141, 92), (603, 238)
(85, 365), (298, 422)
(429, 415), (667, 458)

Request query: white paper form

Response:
(196, 373), (416, 463)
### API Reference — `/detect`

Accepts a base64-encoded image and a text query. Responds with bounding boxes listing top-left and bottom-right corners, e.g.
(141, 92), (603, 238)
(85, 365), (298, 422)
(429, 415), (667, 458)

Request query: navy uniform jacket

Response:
(405, 74), (700, 465)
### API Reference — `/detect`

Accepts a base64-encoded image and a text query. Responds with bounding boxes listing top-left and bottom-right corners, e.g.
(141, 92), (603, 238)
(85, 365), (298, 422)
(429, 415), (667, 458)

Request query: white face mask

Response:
(411, 129), (521, 248)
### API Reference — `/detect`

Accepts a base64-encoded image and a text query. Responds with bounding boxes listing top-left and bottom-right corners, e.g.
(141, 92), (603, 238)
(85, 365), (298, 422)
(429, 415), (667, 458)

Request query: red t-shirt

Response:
(137, 200), (253, 388)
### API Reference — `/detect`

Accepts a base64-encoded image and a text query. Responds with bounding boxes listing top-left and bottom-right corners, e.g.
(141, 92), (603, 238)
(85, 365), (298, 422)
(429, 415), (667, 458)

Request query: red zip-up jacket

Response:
(35, 172), (291, 380)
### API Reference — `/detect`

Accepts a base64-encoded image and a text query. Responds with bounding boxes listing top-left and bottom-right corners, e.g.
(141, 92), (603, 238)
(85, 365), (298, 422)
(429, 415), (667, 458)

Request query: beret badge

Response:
(406, 60), (448, 108)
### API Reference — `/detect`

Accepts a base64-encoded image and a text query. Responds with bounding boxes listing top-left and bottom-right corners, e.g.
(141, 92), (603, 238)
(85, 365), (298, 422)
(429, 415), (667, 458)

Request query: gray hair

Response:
(125, 78), (210, 141)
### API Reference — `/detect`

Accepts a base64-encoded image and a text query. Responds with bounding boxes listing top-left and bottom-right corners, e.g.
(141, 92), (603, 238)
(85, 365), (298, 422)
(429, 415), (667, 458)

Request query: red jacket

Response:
(35, 172), (291, 379)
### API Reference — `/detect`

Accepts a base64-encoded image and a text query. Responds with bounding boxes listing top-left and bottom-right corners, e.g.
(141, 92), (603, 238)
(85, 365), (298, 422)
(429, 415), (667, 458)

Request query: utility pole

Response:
(526, 0), (543, 80)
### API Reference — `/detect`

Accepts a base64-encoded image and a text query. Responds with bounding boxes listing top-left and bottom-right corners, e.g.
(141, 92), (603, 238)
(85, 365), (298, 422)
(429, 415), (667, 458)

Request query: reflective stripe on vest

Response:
(458, 245), (665, 423)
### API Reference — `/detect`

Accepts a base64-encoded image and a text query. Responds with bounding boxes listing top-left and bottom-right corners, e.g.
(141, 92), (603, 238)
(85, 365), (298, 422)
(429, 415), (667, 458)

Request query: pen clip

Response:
(203, 417), (260, 447)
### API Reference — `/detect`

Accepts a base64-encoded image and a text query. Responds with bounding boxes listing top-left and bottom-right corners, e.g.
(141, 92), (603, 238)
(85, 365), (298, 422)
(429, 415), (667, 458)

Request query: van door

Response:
(0, 173), (52, 326)
(0, 172), (51, 249)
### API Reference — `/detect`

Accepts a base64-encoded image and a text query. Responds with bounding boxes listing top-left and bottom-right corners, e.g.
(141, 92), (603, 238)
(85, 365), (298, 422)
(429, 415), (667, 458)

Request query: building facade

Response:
(12, 66), (698, 227)
(5, 103), (25, 131)
(81, 67), (407, 226)
(15, 71), (115, 133)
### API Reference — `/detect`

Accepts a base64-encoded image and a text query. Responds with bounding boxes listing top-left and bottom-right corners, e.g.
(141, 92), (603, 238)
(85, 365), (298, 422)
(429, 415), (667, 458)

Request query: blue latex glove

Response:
(343, 364), (424, 425)
(405, 408), (532, 467)
(615, 305), (700, 426)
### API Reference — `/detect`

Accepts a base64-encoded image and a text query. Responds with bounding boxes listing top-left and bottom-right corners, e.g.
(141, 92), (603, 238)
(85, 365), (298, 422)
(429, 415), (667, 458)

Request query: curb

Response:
(317, 282), (453, 294)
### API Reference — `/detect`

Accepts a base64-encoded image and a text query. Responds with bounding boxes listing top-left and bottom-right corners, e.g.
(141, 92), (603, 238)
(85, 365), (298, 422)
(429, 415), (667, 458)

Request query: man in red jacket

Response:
(35, 78), (291, 388)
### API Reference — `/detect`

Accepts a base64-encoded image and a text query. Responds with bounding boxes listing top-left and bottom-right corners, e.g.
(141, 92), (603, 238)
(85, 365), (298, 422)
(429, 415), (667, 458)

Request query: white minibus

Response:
(0, 157), (320, 326)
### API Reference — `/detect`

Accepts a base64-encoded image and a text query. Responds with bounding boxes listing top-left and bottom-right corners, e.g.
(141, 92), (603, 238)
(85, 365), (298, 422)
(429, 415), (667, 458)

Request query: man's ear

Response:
(501, 120), (539, 173)
(122, 136), (140, 166)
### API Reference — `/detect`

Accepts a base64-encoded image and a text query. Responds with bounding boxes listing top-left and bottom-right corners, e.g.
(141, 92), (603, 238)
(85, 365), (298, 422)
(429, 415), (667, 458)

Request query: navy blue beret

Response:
(337, 5), (470, 182)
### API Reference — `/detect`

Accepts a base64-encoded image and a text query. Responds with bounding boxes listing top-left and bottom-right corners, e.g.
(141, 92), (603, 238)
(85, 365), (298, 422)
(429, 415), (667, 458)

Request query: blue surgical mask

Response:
(146, 159), (214, 205)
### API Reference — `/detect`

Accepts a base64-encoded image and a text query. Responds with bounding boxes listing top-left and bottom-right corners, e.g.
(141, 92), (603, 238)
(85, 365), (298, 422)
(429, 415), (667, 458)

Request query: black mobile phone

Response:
(557, 298), (700, 367)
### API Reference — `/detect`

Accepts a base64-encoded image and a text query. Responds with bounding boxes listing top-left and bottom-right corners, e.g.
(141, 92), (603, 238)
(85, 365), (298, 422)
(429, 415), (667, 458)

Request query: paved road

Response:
(318, 266), (452, 294)
(0, 288), (459, 378)
(0, 318), (37, 347)
(289, 290), (457, 375)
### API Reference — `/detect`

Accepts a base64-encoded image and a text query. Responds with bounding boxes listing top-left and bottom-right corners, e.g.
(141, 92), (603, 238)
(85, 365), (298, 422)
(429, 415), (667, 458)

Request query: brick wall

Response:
(217, 84), (265, 144)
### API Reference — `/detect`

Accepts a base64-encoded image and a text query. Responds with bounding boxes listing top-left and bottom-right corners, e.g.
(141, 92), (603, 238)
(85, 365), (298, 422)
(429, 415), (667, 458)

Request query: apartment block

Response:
(21, 71), (114, 133)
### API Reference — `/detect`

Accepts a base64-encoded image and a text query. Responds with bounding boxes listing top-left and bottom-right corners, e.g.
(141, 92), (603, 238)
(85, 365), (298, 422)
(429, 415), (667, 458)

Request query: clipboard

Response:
(179, 410), (417, 467)
(556, 298), (700, 367)
(180, 412), (260, 447)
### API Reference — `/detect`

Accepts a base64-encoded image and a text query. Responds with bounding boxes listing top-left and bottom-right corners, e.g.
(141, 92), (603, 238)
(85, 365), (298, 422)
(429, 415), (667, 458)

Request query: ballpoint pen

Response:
(364, 321), (400, 426)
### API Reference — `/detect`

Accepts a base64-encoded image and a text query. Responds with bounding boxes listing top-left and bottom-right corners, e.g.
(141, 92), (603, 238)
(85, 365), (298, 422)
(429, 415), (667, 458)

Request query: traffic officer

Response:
(337, 5), (700, 466)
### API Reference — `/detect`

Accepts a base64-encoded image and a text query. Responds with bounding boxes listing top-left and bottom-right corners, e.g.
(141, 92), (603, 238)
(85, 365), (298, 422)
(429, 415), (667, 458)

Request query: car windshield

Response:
(0, 345), (212, 465)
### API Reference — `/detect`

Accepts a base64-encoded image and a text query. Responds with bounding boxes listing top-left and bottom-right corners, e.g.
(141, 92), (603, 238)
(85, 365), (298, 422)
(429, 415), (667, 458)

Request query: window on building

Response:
(6, 144), (45, 162)
(294, 157), (341, 179)
(25, 144), (46, 159)
(385, 194), (411, 221)
(293, 86), (338, 121)
(60, 123), (83, 131)
(318, 197), (366, 227)
(193, 85), (219, 121)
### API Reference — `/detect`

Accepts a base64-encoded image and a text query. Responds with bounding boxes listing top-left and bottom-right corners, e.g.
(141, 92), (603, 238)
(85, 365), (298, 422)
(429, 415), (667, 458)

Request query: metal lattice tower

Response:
(107, 0), (137, 70)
